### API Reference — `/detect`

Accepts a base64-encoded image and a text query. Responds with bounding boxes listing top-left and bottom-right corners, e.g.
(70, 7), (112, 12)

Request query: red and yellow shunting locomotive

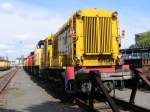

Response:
(23, 9), (131, 95)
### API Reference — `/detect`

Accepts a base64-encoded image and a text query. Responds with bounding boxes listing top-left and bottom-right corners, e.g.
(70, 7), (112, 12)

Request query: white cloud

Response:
(0, 43), (15, 49)
(0, 44), (8, 49)
(0, 2), (15, 10)
(15, 34), (31, 41)
(1, 1), (149, 60)
(5, 49), (16, 53)
(0, 2), (66, 60)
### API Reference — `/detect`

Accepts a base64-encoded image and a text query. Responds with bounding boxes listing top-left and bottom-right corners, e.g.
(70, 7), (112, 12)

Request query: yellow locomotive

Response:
(0, 58), (10, 71)
(42, 9), (120, 68)
(42, 9), (130, 92)
(23, 58), (27, 70)
(32, 40), (45, 76)
(25, 9), (131, 94)
(53, 9), (120, 68)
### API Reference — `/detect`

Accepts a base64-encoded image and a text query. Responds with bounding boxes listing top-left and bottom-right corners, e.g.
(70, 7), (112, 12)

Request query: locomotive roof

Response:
(55, 8), (117, 36)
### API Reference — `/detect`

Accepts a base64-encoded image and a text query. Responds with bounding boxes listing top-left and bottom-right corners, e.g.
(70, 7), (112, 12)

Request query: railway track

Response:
(75, 96), (150, 112)
(113, 97), (150, 112)
(75, 97), (114, 112)
(0, 68), (18, 93)
(74, 68), (150, 112)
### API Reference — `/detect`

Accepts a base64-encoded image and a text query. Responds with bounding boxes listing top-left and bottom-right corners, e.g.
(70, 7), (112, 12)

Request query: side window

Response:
(41, 43), (44, 48)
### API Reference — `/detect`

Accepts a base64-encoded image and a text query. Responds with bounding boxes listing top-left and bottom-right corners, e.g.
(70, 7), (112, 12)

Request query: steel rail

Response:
(74, 71), (120, 112)
(75, 97), (99, 112)
(75, 68), (150, 112)
(75, 96), (150, 112)
(0, 69), (18, 93)
(113, 97), (150, 112)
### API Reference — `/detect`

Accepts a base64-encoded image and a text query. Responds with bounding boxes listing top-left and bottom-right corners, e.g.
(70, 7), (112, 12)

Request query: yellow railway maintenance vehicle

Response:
(42, 35), (54, 68)
(33, 40), (45, 76)
(0, 59), (10, 71)
(23, 9), (132, 97)
(55, 9), (119, 67)
(38, 9), (131, 94)
(23, 58), (27, 70)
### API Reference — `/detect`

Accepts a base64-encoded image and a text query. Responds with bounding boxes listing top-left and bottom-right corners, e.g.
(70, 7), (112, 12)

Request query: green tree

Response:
(129, 44), (136, 48)
(138, 31), (150, 47)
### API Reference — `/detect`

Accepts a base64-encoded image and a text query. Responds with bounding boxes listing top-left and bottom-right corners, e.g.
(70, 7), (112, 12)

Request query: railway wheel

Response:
(53, 70), (73, 102)
(103, 81), (114, 93)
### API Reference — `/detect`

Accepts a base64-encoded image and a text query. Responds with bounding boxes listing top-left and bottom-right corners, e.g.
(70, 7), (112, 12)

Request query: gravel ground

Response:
(0, 68), (149, 112)
(0, 69), (12, 76)
(111, 88), (150, 109)
(0, 69), (81, 112)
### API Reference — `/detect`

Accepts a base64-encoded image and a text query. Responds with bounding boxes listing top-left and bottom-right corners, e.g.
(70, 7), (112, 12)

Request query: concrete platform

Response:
(0, 69), (81, 112)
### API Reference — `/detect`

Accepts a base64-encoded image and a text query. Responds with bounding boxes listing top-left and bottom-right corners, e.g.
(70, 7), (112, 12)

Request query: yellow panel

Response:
(34, 48), (44, 68)
(75, 9), (120, 66)
(43, 35), (54, 68)
(82, 16), (113, 54)
(51, 9), (120, 67)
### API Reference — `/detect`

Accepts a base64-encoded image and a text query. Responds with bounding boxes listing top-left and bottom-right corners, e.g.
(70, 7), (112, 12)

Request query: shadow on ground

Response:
(27, 73), (67, 101)
(0, 108), (21, 112)
(23, 71), (79, 110)
(24, 101), (80, 112)
(0, 101), (80, 112)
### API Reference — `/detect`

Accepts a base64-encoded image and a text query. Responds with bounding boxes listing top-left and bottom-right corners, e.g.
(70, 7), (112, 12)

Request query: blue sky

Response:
(0, 0), (150, 60)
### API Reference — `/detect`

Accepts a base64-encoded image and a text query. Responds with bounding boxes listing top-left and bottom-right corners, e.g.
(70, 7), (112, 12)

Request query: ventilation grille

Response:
(83, 17), (112, 55)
